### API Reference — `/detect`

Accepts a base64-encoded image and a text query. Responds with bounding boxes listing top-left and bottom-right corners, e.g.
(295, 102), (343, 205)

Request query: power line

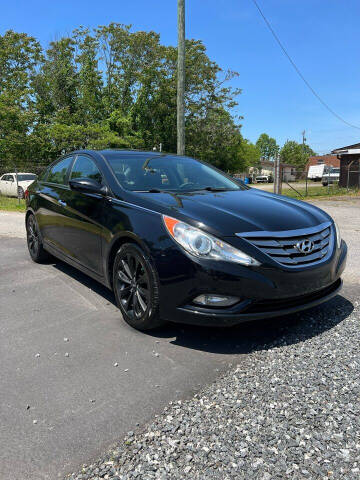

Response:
(252, 0), (360, 131)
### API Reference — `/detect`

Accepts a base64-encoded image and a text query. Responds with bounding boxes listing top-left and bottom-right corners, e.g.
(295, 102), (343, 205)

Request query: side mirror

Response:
(69, 177), (108, 196)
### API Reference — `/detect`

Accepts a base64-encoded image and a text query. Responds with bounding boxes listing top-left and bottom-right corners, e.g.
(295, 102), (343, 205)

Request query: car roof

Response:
(72, 149), (179, 158)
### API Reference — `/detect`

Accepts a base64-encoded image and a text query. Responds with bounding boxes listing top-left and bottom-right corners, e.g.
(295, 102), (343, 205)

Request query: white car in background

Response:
(0, 173), (37, 198)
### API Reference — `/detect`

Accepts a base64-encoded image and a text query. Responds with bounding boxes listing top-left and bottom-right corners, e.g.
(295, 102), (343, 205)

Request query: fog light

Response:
(193, 294), (239, 307)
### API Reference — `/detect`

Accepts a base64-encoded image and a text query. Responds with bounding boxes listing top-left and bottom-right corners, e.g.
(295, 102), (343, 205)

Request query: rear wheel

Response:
(113, 243), (165, 331)
(26, 214), (50, 263)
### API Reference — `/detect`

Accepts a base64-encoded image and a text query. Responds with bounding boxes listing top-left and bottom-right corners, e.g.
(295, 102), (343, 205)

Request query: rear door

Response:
(37, 155), (74, 255)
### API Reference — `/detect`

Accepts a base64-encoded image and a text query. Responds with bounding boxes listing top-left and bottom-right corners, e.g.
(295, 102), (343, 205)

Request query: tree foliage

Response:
(0, 25), (249, 171)
(280, 140), (316, 169)
(1, 25), (310, 176)
(256, 133), (279, 161)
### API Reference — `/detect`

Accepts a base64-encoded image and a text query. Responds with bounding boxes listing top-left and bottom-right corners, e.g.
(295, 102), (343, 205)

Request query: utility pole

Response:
(274, 152), (281, 195)
(177, 0), (185, 155)
(302, 130), (308, 195)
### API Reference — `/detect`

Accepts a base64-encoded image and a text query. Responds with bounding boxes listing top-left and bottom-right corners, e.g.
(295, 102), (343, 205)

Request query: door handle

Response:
(58, 200), (67, 207)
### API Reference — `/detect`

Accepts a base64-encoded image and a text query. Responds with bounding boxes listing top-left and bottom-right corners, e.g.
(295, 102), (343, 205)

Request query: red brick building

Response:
(307, 155), (340, 170)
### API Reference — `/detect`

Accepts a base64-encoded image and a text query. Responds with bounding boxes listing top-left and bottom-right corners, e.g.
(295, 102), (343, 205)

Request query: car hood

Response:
(136, 188), (331, 236)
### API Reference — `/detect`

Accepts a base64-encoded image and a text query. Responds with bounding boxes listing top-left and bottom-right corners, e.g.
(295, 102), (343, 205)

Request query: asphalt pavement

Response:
(0, 236), (245, 480)
(0, 198), (358, 480)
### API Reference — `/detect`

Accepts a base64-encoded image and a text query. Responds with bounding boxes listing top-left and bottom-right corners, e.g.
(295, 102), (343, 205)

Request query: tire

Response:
(18, 187), (24, 199)
(26, 214), (50, 263)
(113, 243), (165, 331)
(322, 182), (327, 187)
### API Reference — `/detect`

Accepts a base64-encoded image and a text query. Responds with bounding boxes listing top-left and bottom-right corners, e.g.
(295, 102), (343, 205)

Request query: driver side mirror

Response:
(69, 177), (109, 196)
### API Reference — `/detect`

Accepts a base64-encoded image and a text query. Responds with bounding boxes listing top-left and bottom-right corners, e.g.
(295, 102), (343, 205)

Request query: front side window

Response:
(105, 154), (246, 193)
(47, 157), (73, 185)
(8, 175), (14, 182)
(70, 155), (103, 184)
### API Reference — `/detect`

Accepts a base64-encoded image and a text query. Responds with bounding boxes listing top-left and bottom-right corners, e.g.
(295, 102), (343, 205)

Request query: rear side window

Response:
(47, 157), (73, 185)
(70, 155), (102, 184)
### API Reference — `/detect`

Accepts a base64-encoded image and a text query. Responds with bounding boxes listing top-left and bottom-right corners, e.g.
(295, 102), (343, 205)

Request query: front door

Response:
(7, 175), (17, 197)
(59, 154), (105, 275)
(0, 175), (10, 195)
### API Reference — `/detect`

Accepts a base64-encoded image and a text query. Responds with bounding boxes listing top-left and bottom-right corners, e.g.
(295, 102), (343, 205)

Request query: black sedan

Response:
(25, 150), (347, 330)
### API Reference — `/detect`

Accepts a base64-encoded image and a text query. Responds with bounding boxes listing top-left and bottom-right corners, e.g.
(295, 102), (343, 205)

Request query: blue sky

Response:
(2, 0), (360, 153)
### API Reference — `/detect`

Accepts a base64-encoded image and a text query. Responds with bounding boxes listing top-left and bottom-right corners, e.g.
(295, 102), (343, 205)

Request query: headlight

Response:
(163, 215), (260, 266)
(334, 221), (341, 249)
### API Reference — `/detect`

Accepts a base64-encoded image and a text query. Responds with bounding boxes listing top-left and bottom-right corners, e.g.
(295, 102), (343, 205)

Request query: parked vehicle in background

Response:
(308, 164), (328, 181)
(322, 167), (340, 186)
(0, 173), (37, 198)
(255, 175), (273, 183)
(26, 149), (346, 332)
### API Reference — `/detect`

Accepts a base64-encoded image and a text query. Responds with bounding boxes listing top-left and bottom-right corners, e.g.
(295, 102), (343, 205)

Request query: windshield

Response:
(16, 174), (37, 181)
(105, 154), (247, 192)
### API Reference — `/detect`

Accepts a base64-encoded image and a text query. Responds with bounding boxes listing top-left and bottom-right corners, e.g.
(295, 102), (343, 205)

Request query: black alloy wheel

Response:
(113, 243), (164, 330)
(26, 214), (49, 263)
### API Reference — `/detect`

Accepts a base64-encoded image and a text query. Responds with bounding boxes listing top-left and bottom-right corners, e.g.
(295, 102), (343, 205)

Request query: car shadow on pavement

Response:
(50, 259), (117, 304)
(150, 295), (354, 355)
(49, 258), (353, 356)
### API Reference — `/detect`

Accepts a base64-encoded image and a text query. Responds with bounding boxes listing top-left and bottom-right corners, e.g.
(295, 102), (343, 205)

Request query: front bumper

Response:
(156, 239), (347, 327)
(170, 278), (342, 326)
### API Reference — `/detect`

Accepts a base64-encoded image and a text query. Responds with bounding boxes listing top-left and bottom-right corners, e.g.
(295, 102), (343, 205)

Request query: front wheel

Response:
(26, 214), (50, 263)
(113, 243), (165, 331)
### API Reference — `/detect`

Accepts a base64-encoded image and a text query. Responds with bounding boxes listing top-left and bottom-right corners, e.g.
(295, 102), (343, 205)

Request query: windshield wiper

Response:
(136, 188), (168, 193)
(142, 154), (166, 172)
(202, 186), (229, 192)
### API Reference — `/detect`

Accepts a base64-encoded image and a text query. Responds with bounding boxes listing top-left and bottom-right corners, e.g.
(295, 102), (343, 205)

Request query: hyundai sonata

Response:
(25, 150), (347, 330)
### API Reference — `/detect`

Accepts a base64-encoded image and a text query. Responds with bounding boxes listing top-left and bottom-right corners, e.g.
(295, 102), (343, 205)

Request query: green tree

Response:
(256, 133), (279, 160)
(187, 107), (242, 172)
(0, 30), (42, 162)
(33, 37), (79, 125)
(280, 140), (316, 169)
(73, 27), (104, 123)
(2, 25), (244, 166)
(237, 139), (261, 172)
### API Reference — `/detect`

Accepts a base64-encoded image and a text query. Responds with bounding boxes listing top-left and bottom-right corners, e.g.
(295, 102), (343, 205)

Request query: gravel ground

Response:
(67, 300), (359, 480)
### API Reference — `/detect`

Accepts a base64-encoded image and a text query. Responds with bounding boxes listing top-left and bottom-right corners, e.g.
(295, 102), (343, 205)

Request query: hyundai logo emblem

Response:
(295, 239), (315, 254)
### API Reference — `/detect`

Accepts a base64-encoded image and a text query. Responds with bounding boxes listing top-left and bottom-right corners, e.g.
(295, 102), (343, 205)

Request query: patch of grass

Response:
(282, 185), (359, 200)
(0, 196), (26, 212)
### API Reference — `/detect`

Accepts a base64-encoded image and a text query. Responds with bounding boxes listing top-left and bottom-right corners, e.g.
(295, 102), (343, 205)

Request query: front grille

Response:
(244, 279), (341, 313)
(237, 222), (333, 267)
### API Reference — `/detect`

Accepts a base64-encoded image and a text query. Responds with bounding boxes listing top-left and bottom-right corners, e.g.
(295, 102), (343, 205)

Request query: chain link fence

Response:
(271, 163), (360, 199)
